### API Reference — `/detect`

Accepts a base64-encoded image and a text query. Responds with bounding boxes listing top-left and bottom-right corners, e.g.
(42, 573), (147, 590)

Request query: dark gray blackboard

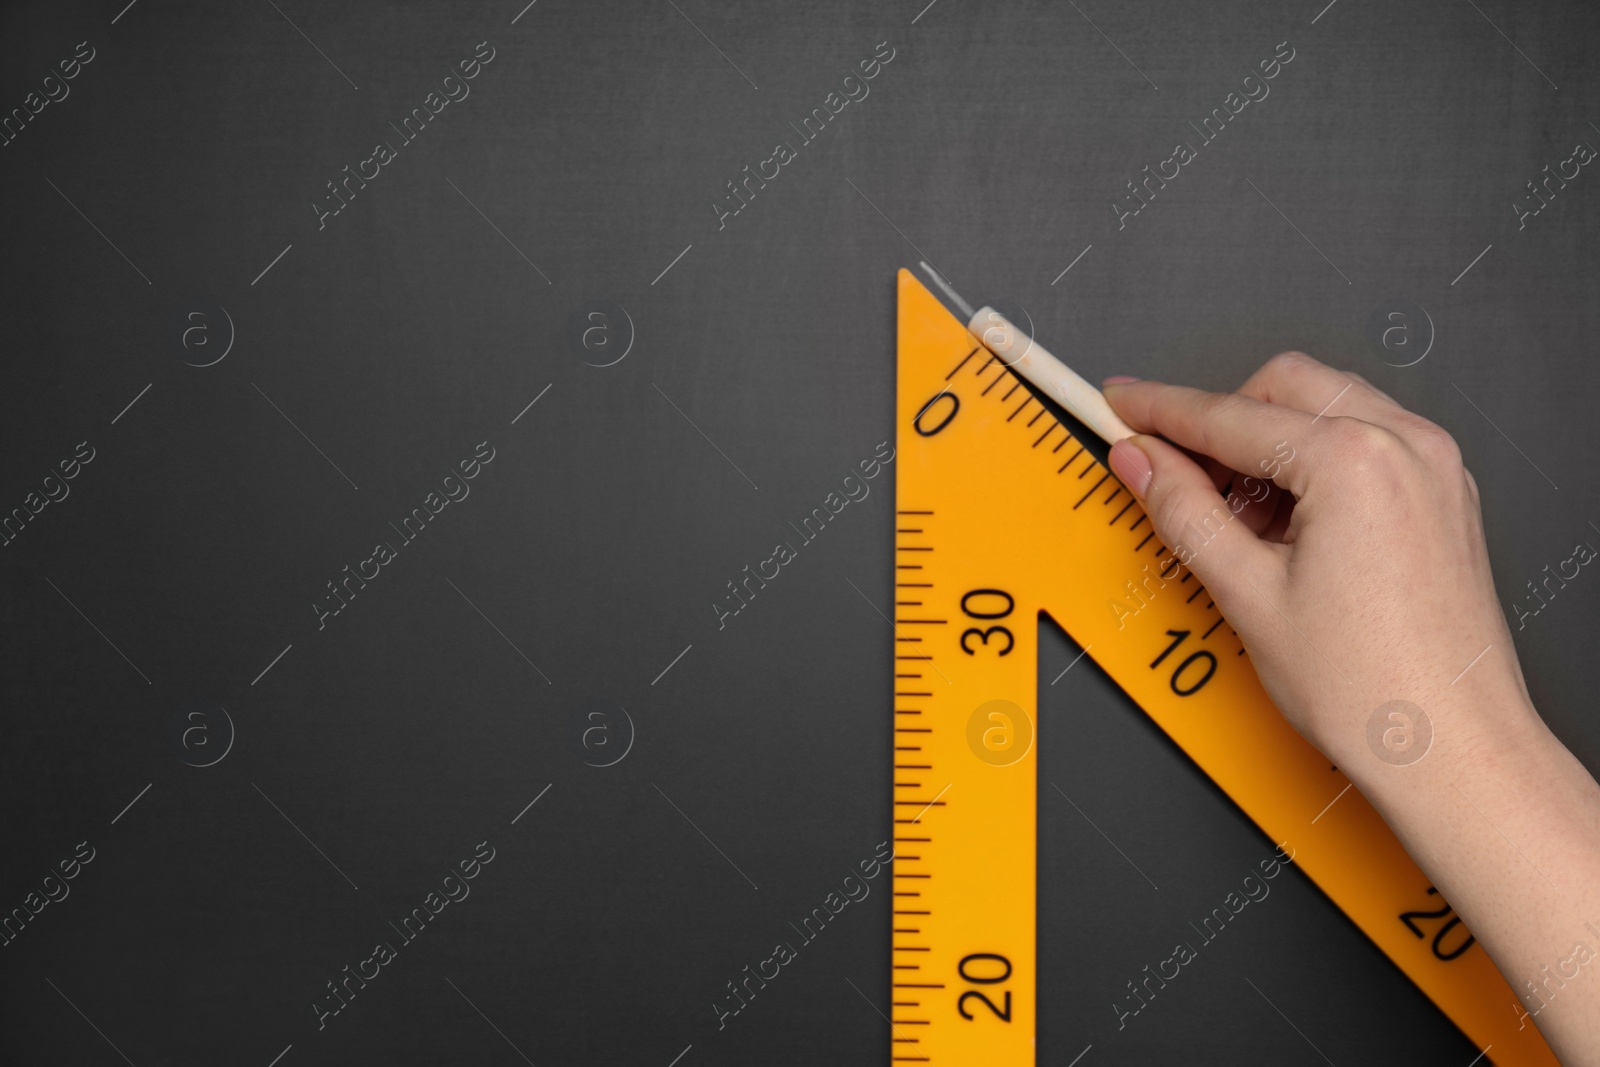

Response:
(2, 0), (1597, 1064)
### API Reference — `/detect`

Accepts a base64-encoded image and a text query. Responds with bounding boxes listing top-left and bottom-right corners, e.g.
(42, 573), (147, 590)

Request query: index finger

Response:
(1103, 380), (1326, 498)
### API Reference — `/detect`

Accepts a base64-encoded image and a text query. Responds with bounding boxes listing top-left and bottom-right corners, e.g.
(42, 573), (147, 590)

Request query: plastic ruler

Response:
(887, 268), (1555, 1065)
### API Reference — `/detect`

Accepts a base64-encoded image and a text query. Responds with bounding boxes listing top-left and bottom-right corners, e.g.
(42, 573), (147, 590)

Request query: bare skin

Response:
(1102, 352), (1600, 1065)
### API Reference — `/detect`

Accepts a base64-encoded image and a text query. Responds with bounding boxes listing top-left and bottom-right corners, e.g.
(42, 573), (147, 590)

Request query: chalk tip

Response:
(916, 261), (976, 321)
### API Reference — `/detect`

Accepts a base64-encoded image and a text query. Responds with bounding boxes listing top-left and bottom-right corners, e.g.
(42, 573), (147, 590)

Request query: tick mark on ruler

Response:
(847, 979), (930, 1067)
(945, 347), (980, 379)
(1074, 474), (1110, 508)
(907, 783), (951, 823)
(847, 576), (952, 684)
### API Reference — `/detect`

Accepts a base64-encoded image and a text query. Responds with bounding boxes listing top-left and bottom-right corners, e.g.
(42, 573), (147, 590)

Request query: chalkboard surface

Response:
(2, 1), (1596, 1064)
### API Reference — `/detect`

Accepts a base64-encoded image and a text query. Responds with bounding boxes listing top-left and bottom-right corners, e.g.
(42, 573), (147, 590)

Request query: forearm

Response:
(1336, 685), (1600, 1064)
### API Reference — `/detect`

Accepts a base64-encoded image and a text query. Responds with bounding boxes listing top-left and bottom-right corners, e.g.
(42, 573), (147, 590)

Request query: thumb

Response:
(1108, 435), (1280, 607)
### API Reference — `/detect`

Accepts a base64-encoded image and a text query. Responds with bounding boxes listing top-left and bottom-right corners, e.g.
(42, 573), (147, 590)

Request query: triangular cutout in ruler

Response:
(889, 268), (1556, 1065)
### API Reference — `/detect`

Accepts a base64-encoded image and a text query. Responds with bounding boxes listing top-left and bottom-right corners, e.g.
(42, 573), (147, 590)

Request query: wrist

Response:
(1334, 675), (1552, 803)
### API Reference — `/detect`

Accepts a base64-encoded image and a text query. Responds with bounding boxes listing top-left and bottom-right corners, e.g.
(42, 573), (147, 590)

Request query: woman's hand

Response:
(1102, 351), (1537, 768)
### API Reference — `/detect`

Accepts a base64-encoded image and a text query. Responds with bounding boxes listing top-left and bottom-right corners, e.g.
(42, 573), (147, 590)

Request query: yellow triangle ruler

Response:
(888, 268), (1556, 1065)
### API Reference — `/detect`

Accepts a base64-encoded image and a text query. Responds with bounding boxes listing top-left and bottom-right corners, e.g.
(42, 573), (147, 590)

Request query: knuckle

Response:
(1271, 350), (1333, 380)
(1196, 390), (1233, 419)
(1325, 417), (1404, 473)
(1260, 351), (1315, 390)
(1409, 423), (1463, 468)
(1265, 350), (1308, 376)
(1192, 392), (1235, 456)
(1195, 390), (1239, 432)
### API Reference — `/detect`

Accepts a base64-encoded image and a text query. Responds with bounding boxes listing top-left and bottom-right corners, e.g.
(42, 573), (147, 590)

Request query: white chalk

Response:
(917, 263), (1135, 445)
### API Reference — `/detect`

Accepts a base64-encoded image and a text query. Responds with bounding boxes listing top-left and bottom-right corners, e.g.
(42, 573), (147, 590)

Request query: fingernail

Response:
(1109, 436), (1153, 498)
(1102, 375), (1141, 386)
